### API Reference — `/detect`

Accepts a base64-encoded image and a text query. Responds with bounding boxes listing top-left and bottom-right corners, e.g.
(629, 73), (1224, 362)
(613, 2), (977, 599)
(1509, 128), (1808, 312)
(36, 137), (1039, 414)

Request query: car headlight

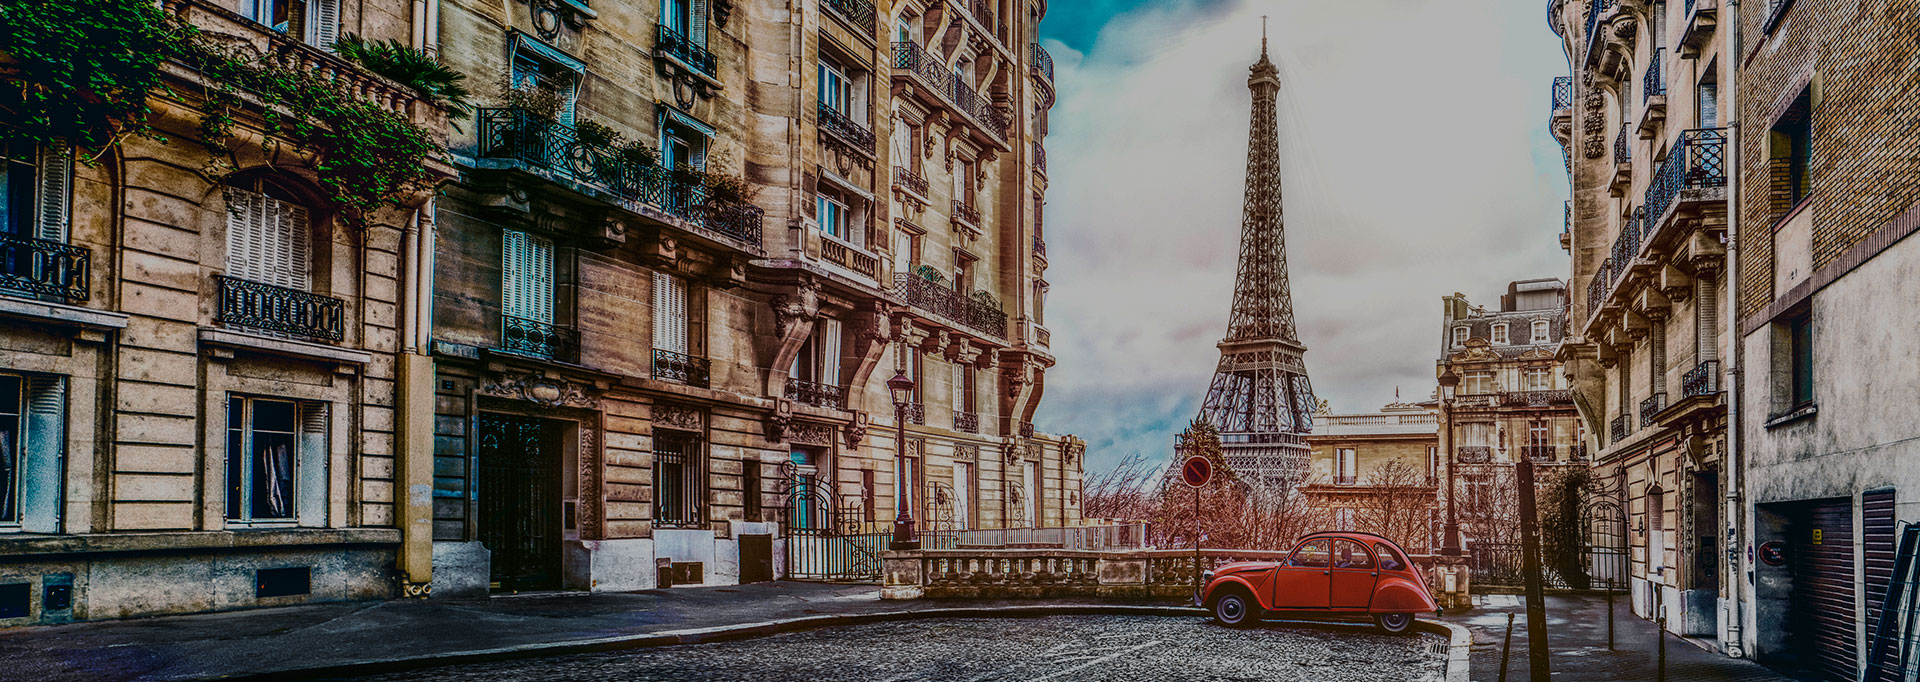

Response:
(1201, 570), (1215, 583)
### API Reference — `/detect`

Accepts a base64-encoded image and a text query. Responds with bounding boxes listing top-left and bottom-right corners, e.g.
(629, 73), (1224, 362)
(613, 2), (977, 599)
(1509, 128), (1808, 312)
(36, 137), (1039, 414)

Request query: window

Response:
(953, 158), (974, 207)
(1426, 445), (1438, 483)
(0, 140), (69, 244)
(1288, 539), (1330, 567)
(1334, 448), (1356, 485)
(510, 36), (582, 126)
(1022, 460), (1038, 527)
(1697, 65), (1719, 129)
(861, 468), (876, 522)
(226, 396), (326, 525)
(1524, 367), (1553, 391)
(902, 453), (918, 513)
(953, 252), (975, 293)
(1531, 320), (1551, 343)
(240, 0), (340, 49)
(1334, 539), (1371, 567)
(653, 272), (690, 354)
(662, 120), (708, 172)
(1529, 420), (1550, 447)
(502, 230), (555, 326)
(655, 433), (705, 527)
(0, 375), (63, 532)
(816, 193), (849, 240)
(1033, 280), (1049, 325)
(893, 228), (921, 274)
(1335, 509), (1355, 531)
(1452, 326), (1469, 347)
(743, 460), (763, 521)
(1464, 370), (1495, 395)
(791, 318), (843, 387)
(661, 0), (708, 45)
(1373, 542), (1408, 571)
(891, 120), (921, 174)
(1787, 312), (1814, 410)
(225, 178), (312, 292)
(1491, 324), (1509, 345)
(895, 14), (915, 44)
(953, 462), (972, 529)
(951, 362), (973, 412)
(817, 56), (865, 124)
(1768, 89), (1813, 222)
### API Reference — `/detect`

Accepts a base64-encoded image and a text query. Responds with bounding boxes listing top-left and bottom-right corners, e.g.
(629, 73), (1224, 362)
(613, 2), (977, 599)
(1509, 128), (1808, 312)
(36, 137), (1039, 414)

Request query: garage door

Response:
(1791, 498), (1856, 682)
(1863, 490), (1897, 682)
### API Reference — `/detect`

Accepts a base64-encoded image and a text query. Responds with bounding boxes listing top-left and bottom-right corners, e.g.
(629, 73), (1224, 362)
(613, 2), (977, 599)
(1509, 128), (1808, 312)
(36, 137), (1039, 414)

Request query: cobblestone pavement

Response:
(342, 615), (1449, 682)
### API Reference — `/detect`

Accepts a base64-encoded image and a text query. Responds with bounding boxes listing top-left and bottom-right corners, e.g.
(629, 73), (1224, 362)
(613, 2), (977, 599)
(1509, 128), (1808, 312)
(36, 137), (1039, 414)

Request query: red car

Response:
(1199, 531), (1438, 633)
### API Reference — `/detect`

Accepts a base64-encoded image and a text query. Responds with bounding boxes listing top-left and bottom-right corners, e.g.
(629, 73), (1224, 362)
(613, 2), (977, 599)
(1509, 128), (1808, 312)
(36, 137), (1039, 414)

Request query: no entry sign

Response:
(1180, 455), (1213, 488)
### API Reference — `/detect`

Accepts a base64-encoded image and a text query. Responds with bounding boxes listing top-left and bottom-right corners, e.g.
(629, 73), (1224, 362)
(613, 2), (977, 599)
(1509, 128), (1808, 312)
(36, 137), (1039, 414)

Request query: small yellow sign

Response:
(1812, 529), (1823, 545)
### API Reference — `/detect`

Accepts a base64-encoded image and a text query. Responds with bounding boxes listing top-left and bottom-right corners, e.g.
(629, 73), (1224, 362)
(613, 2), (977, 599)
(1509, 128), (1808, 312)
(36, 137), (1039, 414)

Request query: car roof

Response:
(1296, 530), (1408, 549)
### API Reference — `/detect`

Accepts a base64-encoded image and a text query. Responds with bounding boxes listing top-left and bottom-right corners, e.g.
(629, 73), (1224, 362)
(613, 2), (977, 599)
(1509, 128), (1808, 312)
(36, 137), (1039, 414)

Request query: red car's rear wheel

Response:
(1374, 612), (1414, 634)
(1210, 588), (1260, 628)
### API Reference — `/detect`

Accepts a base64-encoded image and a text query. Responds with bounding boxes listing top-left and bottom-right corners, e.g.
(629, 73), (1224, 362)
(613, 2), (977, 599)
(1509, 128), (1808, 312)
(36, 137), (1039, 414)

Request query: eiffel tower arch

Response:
(1192, 33), (1317, 490)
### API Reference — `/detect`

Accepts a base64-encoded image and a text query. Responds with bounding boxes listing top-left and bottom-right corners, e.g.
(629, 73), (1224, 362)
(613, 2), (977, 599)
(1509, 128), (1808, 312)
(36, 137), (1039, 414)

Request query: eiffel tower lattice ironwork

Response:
(1192, 32), (1317, 489)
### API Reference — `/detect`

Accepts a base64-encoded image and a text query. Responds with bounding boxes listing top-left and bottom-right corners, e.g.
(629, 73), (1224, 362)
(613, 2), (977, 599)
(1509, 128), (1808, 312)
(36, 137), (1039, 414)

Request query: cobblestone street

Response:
(342, 616), (1448, 682)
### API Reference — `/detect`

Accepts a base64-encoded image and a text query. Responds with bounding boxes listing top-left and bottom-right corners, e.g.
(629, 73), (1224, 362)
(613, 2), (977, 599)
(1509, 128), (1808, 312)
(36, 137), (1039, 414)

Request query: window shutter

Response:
(311, 0), (340, 50)
(690, 136), (707, 171)
(558, 76), (579, 127)
(501, 230), (554, 323)
(224, 188), (259, 280)
(529, 234), (553, 323)
(653, 272), (688, 353)
(1698, 82), (1718, 128)
(295, 401), (329, 528)
(20, 376), (63, 533)
(35, 142), (71, 243)
(951, 362), (964, 407)
(690, 0), (709, 46)
(822, 318), (842, 385)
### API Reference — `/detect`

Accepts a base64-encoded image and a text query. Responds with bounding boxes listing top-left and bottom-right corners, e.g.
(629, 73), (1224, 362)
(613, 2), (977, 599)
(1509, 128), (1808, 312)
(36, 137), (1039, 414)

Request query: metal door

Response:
(477, 413), (561, 592)
(781, 461), (886, 582)
(1789, 498), (1856, 681)
(1863, 490), (1897, 681)
(739, 533), (773, 583)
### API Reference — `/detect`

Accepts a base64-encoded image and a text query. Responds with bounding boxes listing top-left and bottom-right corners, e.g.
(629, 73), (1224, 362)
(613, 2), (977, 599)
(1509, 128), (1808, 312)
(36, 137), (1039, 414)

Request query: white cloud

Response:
(1033, 0), (1572, 474)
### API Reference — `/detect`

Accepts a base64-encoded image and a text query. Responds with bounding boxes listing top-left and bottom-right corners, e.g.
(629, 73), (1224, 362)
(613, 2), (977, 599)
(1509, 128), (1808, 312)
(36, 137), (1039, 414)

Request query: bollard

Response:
(1606, 580), (1614, 650)
(1657, 616), (1667, 682)
(1499, 612), (1516, 682)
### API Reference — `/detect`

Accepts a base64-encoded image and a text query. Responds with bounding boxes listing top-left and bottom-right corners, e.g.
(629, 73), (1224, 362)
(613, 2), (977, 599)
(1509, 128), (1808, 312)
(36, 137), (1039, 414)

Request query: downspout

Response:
(1721, 0), (1747, 659)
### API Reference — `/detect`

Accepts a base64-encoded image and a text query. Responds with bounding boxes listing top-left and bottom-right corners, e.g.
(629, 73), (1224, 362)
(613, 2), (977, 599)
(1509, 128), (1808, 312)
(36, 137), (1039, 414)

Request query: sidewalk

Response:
(1444, 594), (1791, 681)
(0, 583), (1183, 682)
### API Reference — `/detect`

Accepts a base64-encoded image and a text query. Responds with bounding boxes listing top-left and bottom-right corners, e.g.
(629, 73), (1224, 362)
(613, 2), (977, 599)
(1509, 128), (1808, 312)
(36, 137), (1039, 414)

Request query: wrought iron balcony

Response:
(1585, 0), (1620, 58)
(500, 314), (580, 362)
(1551, 76), (1572, 110)
(1643, 128), (1727, 226)
(476, 108), (764, 249)
(1031, 43), (1054, 82)
(1586, 259), (1611, 320)
(951, 200), (980, 226)
(1643, 48), (1665, 103)
(1457, 446), (1492, 464)
(893, 166), (929, 197)
(1500, 390), (1575, 407)
(816, 101), (875, 152)
(1613, 123), (1631, 164)
(1610, 415), (1629, 443)
(822, 0), (875, 34)
(953, 410), (979, 433)
(0, 233), (90, 301)
(1639, 392), (1668, 428)
(1033, 141), (1047, 174)
(1683, 360), (1721, 398)
(785, 377), (845, 410)
(1033, 234), (1047, 258)
(652, 348), (710, 387)
(892, 41), (1008, 140)
(656, 24), (717, 80)
(1019, 421), (1036, 438)
(892, 273), (1008, 339)
(1569, 443), (1590, 460)
(1522, 445), (1558, 463)
(214, 275), (344, 341)
(905, 402), (925, 425)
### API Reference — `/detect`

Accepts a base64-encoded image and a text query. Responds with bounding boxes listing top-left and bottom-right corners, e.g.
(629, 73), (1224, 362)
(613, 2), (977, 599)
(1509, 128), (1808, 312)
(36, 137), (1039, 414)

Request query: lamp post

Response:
(886, 371), (920, 550)
(1439, 368), (1463, 557)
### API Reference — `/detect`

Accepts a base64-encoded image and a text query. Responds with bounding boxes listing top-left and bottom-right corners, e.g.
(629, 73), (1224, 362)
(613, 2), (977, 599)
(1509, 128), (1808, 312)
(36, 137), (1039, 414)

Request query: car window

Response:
(1288, 540), (1330, 567)
(1333, 540), (1373, 569)
(1373, 542), (1407, 571)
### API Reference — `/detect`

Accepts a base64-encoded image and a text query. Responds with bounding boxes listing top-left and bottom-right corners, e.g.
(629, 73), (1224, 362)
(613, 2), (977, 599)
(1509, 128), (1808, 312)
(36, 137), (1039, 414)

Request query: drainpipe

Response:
(1721, 0), (1747, 659)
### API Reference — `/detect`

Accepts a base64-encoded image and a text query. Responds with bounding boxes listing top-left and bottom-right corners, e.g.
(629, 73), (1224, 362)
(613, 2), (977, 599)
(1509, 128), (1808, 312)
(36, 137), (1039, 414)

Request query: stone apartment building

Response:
(1548, 0), (1734, 647)
(0, 0), (1080, 624)
(0, 0), (453, 624)
(1300, 400), (1439, 554)
(1433, 281), (1584, 560)
(423, 0), (1073, 596)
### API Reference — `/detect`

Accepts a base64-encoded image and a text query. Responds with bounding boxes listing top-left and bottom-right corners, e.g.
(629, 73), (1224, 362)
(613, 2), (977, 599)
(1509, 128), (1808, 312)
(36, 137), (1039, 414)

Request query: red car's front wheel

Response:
(1374, 612), (1414, 634)
(1210, 588), (1260, 628)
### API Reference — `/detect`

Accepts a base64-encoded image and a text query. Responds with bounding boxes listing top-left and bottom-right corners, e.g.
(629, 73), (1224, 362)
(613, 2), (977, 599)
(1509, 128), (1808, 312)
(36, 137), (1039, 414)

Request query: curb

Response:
(220, 604), (1467, 681)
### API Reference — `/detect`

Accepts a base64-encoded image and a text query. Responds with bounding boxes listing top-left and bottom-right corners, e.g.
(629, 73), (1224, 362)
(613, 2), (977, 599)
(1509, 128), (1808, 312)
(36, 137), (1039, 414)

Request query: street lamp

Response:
(1438, 367), (1463, 557)
(886, 371), (920, 550)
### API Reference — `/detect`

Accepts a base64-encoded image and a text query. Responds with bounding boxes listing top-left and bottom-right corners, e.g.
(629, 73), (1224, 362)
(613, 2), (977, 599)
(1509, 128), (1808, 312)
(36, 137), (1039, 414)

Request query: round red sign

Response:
(1180, 455), (1213, 488)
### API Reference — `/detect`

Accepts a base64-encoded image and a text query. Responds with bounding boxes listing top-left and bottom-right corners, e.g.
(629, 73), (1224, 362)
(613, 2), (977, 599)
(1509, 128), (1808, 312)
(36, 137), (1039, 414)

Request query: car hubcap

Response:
(1220, 597), (1243, 621)
(1383, 614), (1408, 630)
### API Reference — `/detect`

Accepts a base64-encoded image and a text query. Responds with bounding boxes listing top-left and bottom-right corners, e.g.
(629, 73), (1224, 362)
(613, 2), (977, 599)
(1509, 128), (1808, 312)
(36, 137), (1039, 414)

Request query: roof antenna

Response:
(1261, 16), (1269, 57)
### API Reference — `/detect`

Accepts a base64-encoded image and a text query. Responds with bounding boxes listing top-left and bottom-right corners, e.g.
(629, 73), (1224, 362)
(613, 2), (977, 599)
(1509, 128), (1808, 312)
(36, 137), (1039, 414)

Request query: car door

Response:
(1269, 539), (1332, 610)
(1329, 539), (1379, 610)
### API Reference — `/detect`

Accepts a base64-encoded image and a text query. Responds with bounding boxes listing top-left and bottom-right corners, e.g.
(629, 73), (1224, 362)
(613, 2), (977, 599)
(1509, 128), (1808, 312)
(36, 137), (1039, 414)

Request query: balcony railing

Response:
(501, 314), (580, 362)
(817, 101), (876, 152)
(1569, 443), (1590, 460)
(214, 275), (344, 341)
(1457, 446), (1492, 464)
(1585, 0), (1620, 56)
(820, 234), (879, 279)
(1551, 76), (1572, 110)
(1019, 421), (1036, 438)
(1586, 259), (1611, 319)
(652, 348), (711, 387)
(893, 165), (929, 196)
(822, 0), (876, 34)
(1611, 415), (1629, 442)
(1643, 48), (1665, 103)
(656, 24), (717, 80)
(785, 377), (845, 410)
(892, 41), (1009, 140)
(1640, 392), (1668, 427)
(905, 402), (926, 425)
(1644, 128), (1727, 225)
(1613, 123), (1631, 164)
(953, 410), (980, 433)
(1033, 141), (1047, 174)
(969, 0), (1005, 43)
(952, 201), (980, 226)
(477, 108), (764, 248)
(1501, 390), (1576, 407)
(1683, 360), (1721, 398)
(1522, 445), (1558, 462)
(1033, 234), (1047, 258)
(1031, 43), (1054, 82)
(1333, 475), (1357, 486)
(892, 273), (1008, 339)
(0, 233), (90, 301)
(160, 0), (421, 115)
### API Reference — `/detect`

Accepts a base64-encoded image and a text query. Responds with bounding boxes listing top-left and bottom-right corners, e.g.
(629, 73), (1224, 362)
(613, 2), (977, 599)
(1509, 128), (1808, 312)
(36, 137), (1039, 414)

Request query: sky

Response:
(1029, 0), (1573, 475)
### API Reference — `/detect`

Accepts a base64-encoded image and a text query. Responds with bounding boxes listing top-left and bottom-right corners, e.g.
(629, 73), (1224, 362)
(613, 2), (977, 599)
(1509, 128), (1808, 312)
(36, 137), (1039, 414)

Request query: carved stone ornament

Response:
(790, 421), (835, 446)
(955, 443), (980, 460)
(1001, 441), (1020, 464)
(577, 422), (603, 539)
(845, 411), (870, 449)
(765, 400), (793, 442)
(1582, 72), (1608, 159)
(771, 275), (822, 339)
(1449, 337), (1502, 363)
(712, 0), (735, 27)
(655, 402), (704, 432)
(482, 372), (600, 408)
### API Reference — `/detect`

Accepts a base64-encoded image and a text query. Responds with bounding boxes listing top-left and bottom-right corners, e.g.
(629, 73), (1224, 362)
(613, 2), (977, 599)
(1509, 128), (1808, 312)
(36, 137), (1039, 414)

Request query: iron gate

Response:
(919, 481), (958, 549)
(477, 413), (561, 592)
(781, 462), (887, 582)
(1465, 480), (1628, 592)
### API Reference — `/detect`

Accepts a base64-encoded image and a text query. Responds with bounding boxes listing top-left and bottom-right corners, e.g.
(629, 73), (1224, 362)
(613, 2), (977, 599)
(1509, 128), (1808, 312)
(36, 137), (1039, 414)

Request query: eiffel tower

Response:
(1192, 29), (1317, 490)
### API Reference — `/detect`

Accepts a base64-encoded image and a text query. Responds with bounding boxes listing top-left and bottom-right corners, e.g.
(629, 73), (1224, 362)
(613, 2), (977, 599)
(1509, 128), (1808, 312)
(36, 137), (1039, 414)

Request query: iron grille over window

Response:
(904, 402), (925, 425)
(1640, 392), (1669, 427)
(1611, 415), (1630, 442)
(1457, 446), (1491, 464)
(653, 349), (711, 387)
(656, 23), (716, 79)
(653, 434), (704, 527)
(214, 275), (345, 341)
(1019, 421), (1036, 438)
(951, 200), (980, 226)
(0, 233), (89, 301)
(1614, 123), (1631, 164)
(501, 314), (579, 362)
(1522, 445), (1557, 462)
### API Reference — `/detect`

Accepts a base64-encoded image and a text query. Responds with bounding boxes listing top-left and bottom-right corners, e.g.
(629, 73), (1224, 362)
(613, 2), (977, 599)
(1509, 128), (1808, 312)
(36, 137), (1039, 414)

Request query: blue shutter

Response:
(296, 402), (328, 527)
(690, 0), (709, 46)
(20, 376), (63, 533)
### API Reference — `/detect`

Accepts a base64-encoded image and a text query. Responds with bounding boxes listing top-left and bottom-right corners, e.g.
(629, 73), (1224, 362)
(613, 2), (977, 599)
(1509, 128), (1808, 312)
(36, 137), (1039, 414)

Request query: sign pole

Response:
(1179, 454), (1213, 605)
(1194, 483), (1202, 598)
